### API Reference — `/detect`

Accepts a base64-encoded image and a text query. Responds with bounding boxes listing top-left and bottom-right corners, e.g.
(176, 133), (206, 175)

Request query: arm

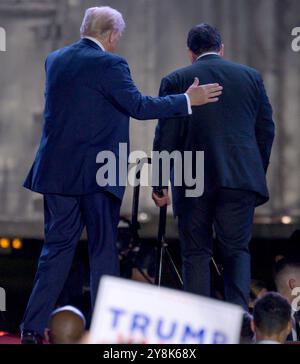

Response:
(153, 76), (187, 153)
(255, 75), (275, 172)
(99, 57), (222, 121)
(99, 57), (188, 120)
(152, 76), (186, 207)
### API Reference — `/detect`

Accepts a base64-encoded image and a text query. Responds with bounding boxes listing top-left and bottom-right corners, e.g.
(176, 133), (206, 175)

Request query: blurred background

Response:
(0, 0), (300, 332)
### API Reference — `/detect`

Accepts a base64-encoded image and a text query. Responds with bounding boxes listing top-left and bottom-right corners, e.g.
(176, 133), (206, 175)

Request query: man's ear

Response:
(109, 30), (120, 45)
(108, 30), (114, 44)
(250, 319), (256, 333)
(287, 320), (293, 334)
(288, 278), (297, 290)
(187, 49), (197, 63)
(288, 320), (293, 333)
(219, 44), (225, 57)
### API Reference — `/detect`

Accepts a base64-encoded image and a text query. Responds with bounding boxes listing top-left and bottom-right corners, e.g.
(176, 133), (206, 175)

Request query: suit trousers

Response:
(178, 188), (256, 311)
(21, 191), (121, 336)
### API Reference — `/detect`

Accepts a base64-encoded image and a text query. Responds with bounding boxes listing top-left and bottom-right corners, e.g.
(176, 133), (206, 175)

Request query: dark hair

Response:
(274, 257), (300, 275)
(253, 292), (291, 336)
(187, 23), (222, 56)
(274, 231), (300, 262)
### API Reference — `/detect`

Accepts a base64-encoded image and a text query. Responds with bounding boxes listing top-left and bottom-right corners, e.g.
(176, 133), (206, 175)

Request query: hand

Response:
(186, 77), (223, 106)
(152, 189), (171, 208)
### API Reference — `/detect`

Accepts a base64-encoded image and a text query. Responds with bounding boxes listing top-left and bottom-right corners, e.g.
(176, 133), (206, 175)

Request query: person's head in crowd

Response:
(187, 23), (224, 63)
(251, 292), (292, 344)
(274, 258), (300, 308)
(45, 306), (86, 344)
(249, 279), (268, 310)
(240, 312), (255, 344)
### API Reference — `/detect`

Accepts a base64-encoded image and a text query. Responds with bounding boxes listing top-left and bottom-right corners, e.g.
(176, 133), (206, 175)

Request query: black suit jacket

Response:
(153, 55), (275, 216)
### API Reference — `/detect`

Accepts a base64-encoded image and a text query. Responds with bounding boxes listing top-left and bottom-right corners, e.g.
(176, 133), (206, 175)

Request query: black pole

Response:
(155, 204), (167, 286)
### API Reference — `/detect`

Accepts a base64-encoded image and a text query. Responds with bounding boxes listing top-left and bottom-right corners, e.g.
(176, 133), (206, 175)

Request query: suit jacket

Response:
(24, 38), (189, 200)
(153, 55), (275, 216)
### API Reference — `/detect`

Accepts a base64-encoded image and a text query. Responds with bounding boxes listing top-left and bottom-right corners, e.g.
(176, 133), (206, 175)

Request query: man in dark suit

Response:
(20, 8), (222, 343)
(153, 23), (275, 311)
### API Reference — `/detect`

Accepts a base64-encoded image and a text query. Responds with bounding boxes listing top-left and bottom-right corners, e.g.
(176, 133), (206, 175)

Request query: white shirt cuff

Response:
(184, 93), (193, 115)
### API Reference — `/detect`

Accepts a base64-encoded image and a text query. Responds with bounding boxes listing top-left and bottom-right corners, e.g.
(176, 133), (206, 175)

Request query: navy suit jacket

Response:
(153, 55), (275, 216)
(24, 38), (189, 200)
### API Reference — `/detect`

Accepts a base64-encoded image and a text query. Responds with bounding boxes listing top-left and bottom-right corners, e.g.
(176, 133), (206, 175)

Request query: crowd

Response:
(37, 255), (299, 345)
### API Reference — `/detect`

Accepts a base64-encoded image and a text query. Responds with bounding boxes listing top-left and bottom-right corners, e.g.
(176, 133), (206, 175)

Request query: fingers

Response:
(165, 195), (171, 205)
(202, 84), (223, 101)
(188, 77), (200, 89)
(203, 84), (223, 93)
(162, 189), (169, 197)
(207, 90), (223, 98)
(152, 192), (171, 208)
(207, 97), (219, 103)
(204, 83), (222, 88)
(153, 196), (169, 207)
(186, 81), (223, 106)
(192, 77), (200, 87)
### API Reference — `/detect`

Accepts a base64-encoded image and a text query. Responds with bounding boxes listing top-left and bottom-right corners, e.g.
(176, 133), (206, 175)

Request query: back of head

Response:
(48, 306), (86, 344)
(253, 292), (291, 341)
(274, 258), (300, 302)
(187, 23), (222, 57)
(80, 6), (125, 39)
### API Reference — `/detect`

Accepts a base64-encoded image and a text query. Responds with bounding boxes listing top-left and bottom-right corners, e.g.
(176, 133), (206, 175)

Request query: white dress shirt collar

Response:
(83, 36), (106, 51)
(197, 52), (220, 60)
(257, 340), (281, 344)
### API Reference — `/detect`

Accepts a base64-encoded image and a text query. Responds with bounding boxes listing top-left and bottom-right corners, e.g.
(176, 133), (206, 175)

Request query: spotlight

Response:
(0, 238), (10, 249)
(12, 238), (22, 250)
(281, 216), (292, 225)
(138, 212), (150, 223)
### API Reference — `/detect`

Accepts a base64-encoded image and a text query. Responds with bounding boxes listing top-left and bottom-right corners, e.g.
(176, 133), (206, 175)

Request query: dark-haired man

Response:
(252, 292), (292, 344)
(153, 23), (275, 311)
(20, 9), (222, 344)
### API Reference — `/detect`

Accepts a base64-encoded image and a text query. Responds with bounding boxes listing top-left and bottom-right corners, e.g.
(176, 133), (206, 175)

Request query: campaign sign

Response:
(90, 276), (243, 344)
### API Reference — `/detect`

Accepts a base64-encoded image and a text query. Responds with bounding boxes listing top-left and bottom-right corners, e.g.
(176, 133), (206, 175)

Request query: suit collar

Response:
(79, 37), (104, 52)
(196, 54), (221, 62)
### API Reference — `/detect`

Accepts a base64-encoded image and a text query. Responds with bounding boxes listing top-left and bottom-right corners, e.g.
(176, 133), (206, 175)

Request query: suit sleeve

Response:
(153, 76), (189, 189)
(99, 58), (189, 120)
(255, 74), (275, 172)
(153, 77), (188, 153)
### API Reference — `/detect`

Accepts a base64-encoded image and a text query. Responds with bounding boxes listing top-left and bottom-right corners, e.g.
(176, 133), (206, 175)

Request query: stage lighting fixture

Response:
(12, 239), (22, 250)
(0, 238), (10, 249)
(281, 216), (292, 225)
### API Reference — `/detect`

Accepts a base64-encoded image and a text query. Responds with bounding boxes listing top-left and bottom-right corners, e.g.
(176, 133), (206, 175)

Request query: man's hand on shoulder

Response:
(186, 77), (223, 107)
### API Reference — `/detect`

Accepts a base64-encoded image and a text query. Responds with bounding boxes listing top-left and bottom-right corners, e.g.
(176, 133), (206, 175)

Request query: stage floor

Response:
(0, 333), (19, 344)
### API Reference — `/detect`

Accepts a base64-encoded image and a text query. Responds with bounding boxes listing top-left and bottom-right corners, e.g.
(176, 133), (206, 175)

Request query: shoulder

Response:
(162, 64), (193, 85)
(45, 43), (77, 66)
(221, 59), (262, 80)
(46, 48), (65, 63)
(96, 52), (129, 70)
